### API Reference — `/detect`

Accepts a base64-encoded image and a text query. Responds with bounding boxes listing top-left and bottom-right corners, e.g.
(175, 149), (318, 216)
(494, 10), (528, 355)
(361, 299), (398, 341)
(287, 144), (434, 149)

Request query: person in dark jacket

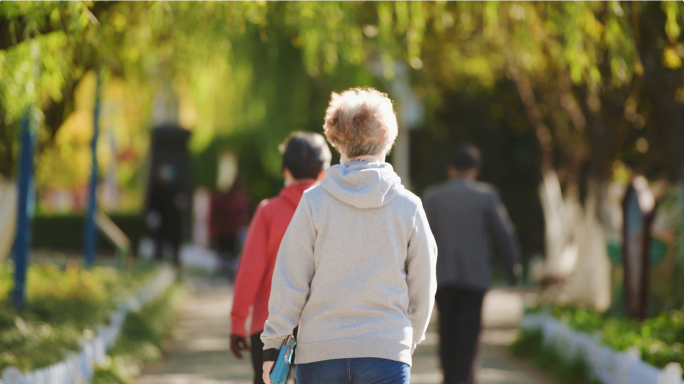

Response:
(147, 163), (188, 266)
(422, 144), (521, 384)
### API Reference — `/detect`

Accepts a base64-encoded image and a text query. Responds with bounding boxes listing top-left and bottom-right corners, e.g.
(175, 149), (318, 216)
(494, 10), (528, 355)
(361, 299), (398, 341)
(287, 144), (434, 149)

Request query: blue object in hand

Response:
(270, 335), (296, 384)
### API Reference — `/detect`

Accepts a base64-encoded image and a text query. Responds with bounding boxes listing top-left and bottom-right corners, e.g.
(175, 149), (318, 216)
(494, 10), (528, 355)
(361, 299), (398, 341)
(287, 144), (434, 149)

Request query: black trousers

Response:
(153, 229), (180, 266)
(435, 286), (485, 384)
(251, 333), (266, 384)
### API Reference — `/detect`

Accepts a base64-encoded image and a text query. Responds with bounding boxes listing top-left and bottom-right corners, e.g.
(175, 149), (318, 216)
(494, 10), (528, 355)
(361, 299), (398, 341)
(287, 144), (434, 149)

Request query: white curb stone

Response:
(520, 312), (684, 384)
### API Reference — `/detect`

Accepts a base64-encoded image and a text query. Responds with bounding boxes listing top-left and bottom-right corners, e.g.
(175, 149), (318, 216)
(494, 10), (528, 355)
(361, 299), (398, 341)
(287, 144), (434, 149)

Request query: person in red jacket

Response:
(230, 131), (332, 384)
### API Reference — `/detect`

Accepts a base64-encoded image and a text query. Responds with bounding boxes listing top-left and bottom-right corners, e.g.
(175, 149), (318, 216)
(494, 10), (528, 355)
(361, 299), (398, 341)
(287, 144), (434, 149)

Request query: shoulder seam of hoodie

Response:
(408, 203), (419, 244)
(303, 192), (317, 236)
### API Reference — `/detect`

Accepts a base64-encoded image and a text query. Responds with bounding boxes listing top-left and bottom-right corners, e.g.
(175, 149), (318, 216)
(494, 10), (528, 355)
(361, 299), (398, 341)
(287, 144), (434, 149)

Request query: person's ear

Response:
(316, 170), (326, 181)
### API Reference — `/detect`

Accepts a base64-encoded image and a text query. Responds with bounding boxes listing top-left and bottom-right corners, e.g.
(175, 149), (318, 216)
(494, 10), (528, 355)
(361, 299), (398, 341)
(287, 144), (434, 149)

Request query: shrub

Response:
(0, 261), (155, 372)
(92, 284), (184, 384)
(522, 305), (684, 374)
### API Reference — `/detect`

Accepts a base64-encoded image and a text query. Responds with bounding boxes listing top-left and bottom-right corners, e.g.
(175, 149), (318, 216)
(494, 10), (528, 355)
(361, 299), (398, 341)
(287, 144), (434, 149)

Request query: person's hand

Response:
(230, 334), (249, 359)
(262, 361), (275, 384)
(411, 348), (415, 356)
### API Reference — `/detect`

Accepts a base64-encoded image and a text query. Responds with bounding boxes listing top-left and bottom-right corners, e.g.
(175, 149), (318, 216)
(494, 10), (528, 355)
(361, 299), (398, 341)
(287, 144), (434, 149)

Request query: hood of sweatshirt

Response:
(320, 162), (404, 209)
(281, 182), (316, 208)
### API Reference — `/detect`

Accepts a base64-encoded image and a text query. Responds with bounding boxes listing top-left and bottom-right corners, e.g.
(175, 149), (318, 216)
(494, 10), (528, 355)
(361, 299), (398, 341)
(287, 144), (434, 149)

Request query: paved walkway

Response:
(133, 278), (555, 384)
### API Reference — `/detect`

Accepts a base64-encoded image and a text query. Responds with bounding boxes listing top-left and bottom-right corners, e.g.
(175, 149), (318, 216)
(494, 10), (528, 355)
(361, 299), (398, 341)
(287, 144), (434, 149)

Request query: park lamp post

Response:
(11, 109), (36, 308)
(12, 42), (40, 308)
(83, 69), (103, 268)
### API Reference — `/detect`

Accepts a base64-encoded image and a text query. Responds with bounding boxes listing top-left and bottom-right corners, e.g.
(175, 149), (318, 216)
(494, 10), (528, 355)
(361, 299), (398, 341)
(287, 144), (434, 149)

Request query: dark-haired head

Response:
(280, 132), (332, 181)
(448, 144), (481, 179)
(450, 144), (481, 171)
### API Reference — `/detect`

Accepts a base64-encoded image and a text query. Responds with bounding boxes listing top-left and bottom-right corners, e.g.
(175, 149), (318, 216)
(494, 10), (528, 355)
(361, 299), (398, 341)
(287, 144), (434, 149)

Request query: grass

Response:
(547, 305), (684, 370)
(515, 305), (684, 382)
(92, 283), (185, 384)
(0, 260), (157, 372)
(510, 329), (601, 384)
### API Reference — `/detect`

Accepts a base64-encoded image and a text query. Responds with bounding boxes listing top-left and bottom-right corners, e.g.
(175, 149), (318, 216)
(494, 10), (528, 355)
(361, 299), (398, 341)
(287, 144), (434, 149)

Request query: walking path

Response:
(133, 277), (556, 384)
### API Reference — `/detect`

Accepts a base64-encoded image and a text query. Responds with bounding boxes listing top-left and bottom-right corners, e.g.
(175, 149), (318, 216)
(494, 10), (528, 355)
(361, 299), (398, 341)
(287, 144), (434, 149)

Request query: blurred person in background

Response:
(423, 144), (521, 384)
(230, 132), (332, 384)
(147, 163), (188, 267)
(211, 150), (248, 279)
(261, 88), (437, 384)
(211, 180), (248, 279)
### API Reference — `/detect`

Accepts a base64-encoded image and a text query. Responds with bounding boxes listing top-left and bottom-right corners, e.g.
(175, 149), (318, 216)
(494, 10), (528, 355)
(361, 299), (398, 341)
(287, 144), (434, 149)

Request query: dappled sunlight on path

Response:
(133, 279), (555, 384)
(133, 276), (254, 384)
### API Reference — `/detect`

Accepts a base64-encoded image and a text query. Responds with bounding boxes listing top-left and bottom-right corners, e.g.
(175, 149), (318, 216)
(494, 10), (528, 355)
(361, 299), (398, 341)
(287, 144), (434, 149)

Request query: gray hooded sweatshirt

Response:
(261, 161), (437, 366)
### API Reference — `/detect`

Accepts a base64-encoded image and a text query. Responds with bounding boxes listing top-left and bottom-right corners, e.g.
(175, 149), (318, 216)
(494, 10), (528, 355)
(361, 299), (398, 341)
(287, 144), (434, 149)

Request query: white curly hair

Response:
(323, 87), (398, 158)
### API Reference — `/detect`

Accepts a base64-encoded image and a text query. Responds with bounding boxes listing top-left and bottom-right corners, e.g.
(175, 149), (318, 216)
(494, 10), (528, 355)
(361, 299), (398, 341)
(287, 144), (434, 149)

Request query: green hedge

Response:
(92, 284), (184, 384)
(31, 214), (145, 251)
(523, 306), (684, 373)
(0, 262), (155, 372)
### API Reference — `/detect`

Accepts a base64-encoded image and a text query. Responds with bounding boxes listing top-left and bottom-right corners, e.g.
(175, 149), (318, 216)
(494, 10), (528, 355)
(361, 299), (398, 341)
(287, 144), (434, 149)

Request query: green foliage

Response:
(657, 183), (684, 310)
(3, 1), (684, 218)
(2, 1), (682, 142)
(92, 284), (184, 384)
(0, 261), (155, 372)
(510, 329), (601, 384)
(185, 21), (378, 202)
(529, 305), (684, 372)
(0, 3), (90, 122)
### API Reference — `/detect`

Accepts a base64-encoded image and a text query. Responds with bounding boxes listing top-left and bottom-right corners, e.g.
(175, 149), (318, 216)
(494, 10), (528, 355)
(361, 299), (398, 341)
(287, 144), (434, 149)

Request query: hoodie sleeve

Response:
(261, 194), (316, 350)
(406, 203), (438, 348)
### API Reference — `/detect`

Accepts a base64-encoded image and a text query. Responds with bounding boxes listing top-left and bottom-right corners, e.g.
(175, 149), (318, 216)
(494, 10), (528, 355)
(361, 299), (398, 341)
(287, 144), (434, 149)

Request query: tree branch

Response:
(504, 53), (554, 170)
(0, 2), (117, 51)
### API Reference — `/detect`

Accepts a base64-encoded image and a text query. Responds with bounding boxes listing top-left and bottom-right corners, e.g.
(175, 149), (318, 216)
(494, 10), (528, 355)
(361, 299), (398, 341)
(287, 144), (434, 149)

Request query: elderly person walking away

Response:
(261, 87), (438, 384)
(423, 144), (521, 384)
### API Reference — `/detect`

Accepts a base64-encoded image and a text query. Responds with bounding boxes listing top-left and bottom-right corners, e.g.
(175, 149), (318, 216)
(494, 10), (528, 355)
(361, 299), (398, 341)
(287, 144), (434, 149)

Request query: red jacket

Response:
(230, 182), (315, 337)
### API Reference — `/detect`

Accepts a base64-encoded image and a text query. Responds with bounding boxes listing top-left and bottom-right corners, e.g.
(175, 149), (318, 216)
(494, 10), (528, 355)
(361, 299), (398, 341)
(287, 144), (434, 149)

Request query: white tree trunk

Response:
(538, 170), (612, 310)
(539, 170), (578, 278)
(564, 182), (612, 311)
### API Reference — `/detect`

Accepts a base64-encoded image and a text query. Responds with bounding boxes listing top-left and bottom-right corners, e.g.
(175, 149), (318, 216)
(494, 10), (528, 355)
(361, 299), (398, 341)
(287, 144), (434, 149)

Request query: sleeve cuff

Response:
(263, 348), (280, 362)
(230, 318), (246, 337)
